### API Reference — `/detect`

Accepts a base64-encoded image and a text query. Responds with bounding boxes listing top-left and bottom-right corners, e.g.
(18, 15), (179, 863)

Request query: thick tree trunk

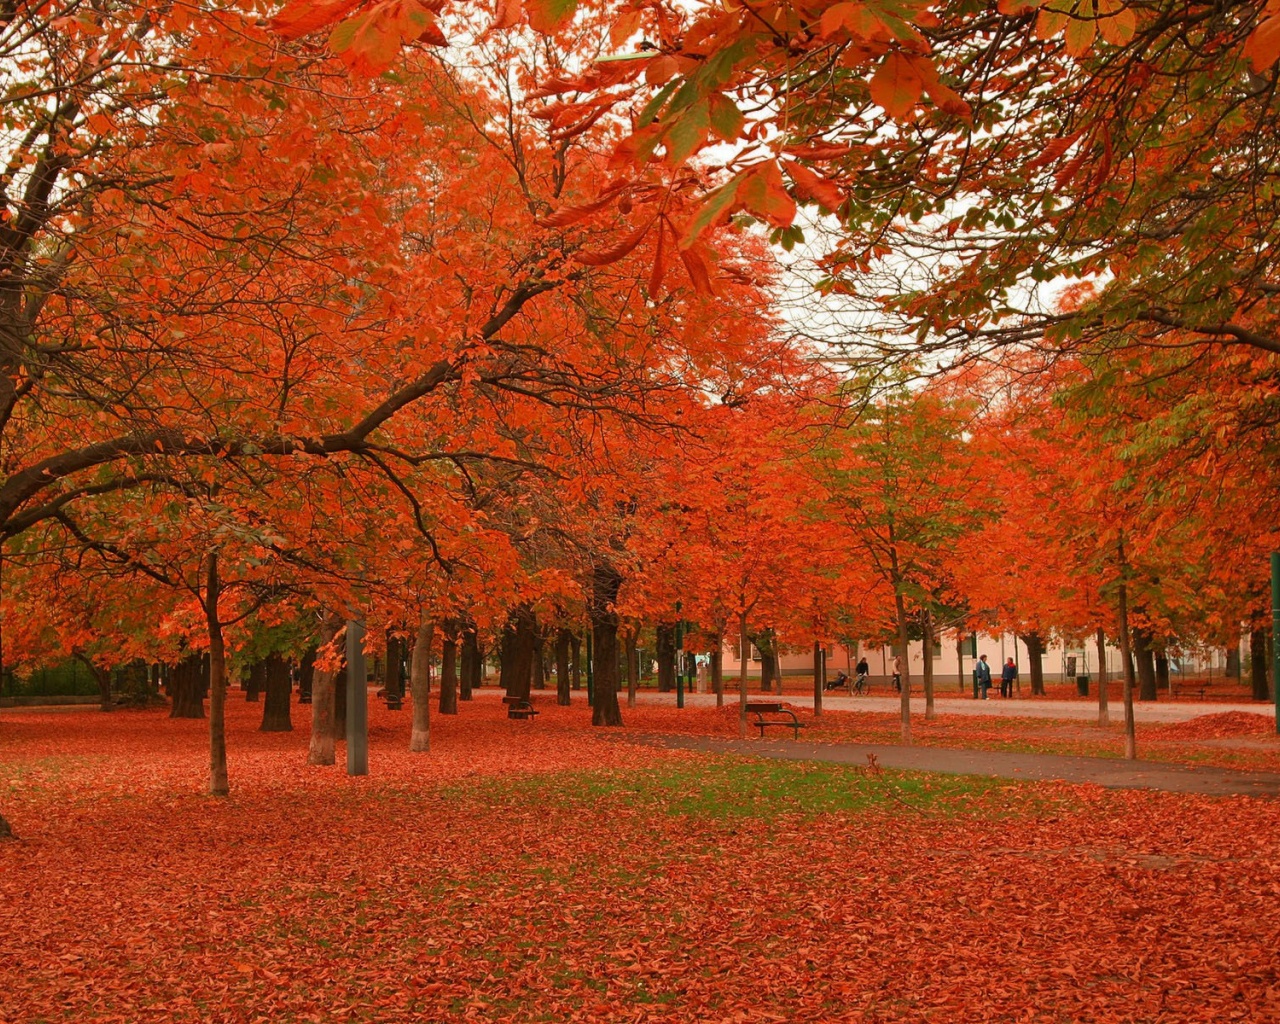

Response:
(260, 653), (292, 732)
(589, 562), (624, 726)
(308, 664), (337, 766)
(922, 609), (935, 721)
(555, 628), (572, 706)
(169, 654), (205, 719)
(1226, 645), (1241, 678)
(205, 553), (229, 796)
(410, 616), (434, 751)
(1251, 628), (1271, 700)
(1019, 632), (1046, 696)
(504, 605), (535, 702)
(1096, 627), (1110, 726)
(246, 658), (263, 702)
(1154, 652), (1170, 696)
(957, 636), (966, 693)
(1133, 627), (1157, 701)
(655, 623), (676, 692)
(439, 623), (458, 715)
(625, 629), (638, 709)
(569, 633), (581, 690)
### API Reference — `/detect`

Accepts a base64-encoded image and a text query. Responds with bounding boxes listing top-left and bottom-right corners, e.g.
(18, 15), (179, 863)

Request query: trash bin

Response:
(1076, 674), (1090, 697)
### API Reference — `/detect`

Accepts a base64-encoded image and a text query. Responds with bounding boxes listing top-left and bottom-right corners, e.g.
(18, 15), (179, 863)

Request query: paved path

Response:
(629, 689), (1276, 725)
(625, 734), (1280, 798)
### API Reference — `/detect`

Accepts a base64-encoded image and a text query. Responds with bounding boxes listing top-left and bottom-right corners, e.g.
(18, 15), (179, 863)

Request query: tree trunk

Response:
(504, 605), (535, 702)
(1117, 556), (1137, 760)
(532, 623), (546, 691)
(439, 623), (459, 715)
(205, 552), (229, 796)
(75, 652), (113, 712)
(957, 636), (966, 693)
(1019, 632), (1046, 696)
(384, 632), (405, 703)
(460, 627), (478, 701)
(738, 611), (750, 740)
(1226, 645), (1241, 678)
(0, 811), (12, 840)
(298, 647), (316, 704)
(892, 587), (912, 745)
(812, 641), (823, 719)
(1251, 628), (1270, 700)
(260, 653), (292, 732)
(1154, 651), (1170, 696)
(625, 628), (638, 709)
(589, 562), (624, 726)
(1133, 626), (1157, 701)
(712, 635), (724, 708)
(570, 633), (581, 690)
(1096, 627), (1110, 726)
(922, 608), (935, 721)
(308, 664), (337, 767)
(655, 623), (676, 692)
(169, 654), (205, 719)
(410, 615), (434, 751)
(555, 628), (572, 706)
(245, 658), (263, 702)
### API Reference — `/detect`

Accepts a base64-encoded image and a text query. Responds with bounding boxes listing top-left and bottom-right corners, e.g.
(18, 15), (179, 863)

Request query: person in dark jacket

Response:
(974, 654), (992, 699)
(1001, 657), (1018, 698)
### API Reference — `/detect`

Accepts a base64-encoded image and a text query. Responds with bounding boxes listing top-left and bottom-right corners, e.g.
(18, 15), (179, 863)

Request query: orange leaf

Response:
(270, 0), (364, 39)
(574, 220), (652, 265)
(784, 161), (845, 214)
(1245, 15), (1280, 69)
(869, 52), (923, 119)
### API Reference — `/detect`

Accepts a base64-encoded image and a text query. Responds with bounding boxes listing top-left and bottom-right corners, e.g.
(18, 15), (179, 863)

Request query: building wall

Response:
(719, 633), (1237, 683)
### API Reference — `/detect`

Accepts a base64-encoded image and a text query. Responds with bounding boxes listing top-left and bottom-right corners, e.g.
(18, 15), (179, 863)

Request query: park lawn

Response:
(2, 698), (1279, 1023)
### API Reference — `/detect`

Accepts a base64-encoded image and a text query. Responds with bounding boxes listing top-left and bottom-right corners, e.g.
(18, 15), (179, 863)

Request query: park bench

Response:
(504, 696), (539, 720)
(745, 702), (804, 739)
(1171, 681), (1210, 699)
(377, 688), (403, 710)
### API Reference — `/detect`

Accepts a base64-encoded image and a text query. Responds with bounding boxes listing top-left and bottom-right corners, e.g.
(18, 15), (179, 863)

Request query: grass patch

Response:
(441, 754), (1036, 821)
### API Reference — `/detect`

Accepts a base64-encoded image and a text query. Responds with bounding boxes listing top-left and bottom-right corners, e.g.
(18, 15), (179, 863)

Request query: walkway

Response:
(627, 734), (1280, 798)
(629, 689), (1276, 725)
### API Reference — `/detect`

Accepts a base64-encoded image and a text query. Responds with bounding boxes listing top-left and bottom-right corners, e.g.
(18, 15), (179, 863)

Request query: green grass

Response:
(441, 754), (1036, 821)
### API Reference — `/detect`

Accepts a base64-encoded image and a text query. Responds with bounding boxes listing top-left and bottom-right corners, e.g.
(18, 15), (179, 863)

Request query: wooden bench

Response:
(745, 702), (804, 739)
(1172, 681), (1209, 699)
(377, 688), (403, 710)
(505, 697), (539, 720)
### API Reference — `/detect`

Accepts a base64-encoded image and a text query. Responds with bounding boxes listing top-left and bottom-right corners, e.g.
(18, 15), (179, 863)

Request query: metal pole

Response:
(675, 619), (685, 709)
(1271, 552), (1279, 735)
(346, 619), (368, 776)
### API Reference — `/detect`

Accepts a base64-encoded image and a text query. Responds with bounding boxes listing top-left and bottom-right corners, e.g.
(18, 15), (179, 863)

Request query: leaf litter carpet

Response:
(1, 695), (1278, 1022)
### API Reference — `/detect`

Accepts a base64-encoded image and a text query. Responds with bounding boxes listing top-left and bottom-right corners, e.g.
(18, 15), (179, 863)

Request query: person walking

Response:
(1001, 657), (1018, 698)
(891, 655), (903, 693)
(975, 654), (992, 699)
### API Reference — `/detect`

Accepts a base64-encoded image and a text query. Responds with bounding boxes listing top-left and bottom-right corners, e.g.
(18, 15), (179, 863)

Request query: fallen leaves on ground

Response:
(2, 693), (1279, 1023)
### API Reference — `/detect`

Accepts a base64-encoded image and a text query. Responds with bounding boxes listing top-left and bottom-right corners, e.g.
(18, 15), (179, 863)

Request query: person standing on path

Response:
(892, 655), (903, 693)
(975, 654), (992, 699)
(1001, 657), (1018, 698)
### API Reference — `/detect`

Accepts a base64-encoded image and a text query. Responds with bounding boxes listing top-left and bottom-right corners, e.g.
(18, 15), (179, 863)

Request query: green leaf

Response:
(682, 174), (743, 248)
(526, 0), (577, 34)
(638, 79), (678, 129)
